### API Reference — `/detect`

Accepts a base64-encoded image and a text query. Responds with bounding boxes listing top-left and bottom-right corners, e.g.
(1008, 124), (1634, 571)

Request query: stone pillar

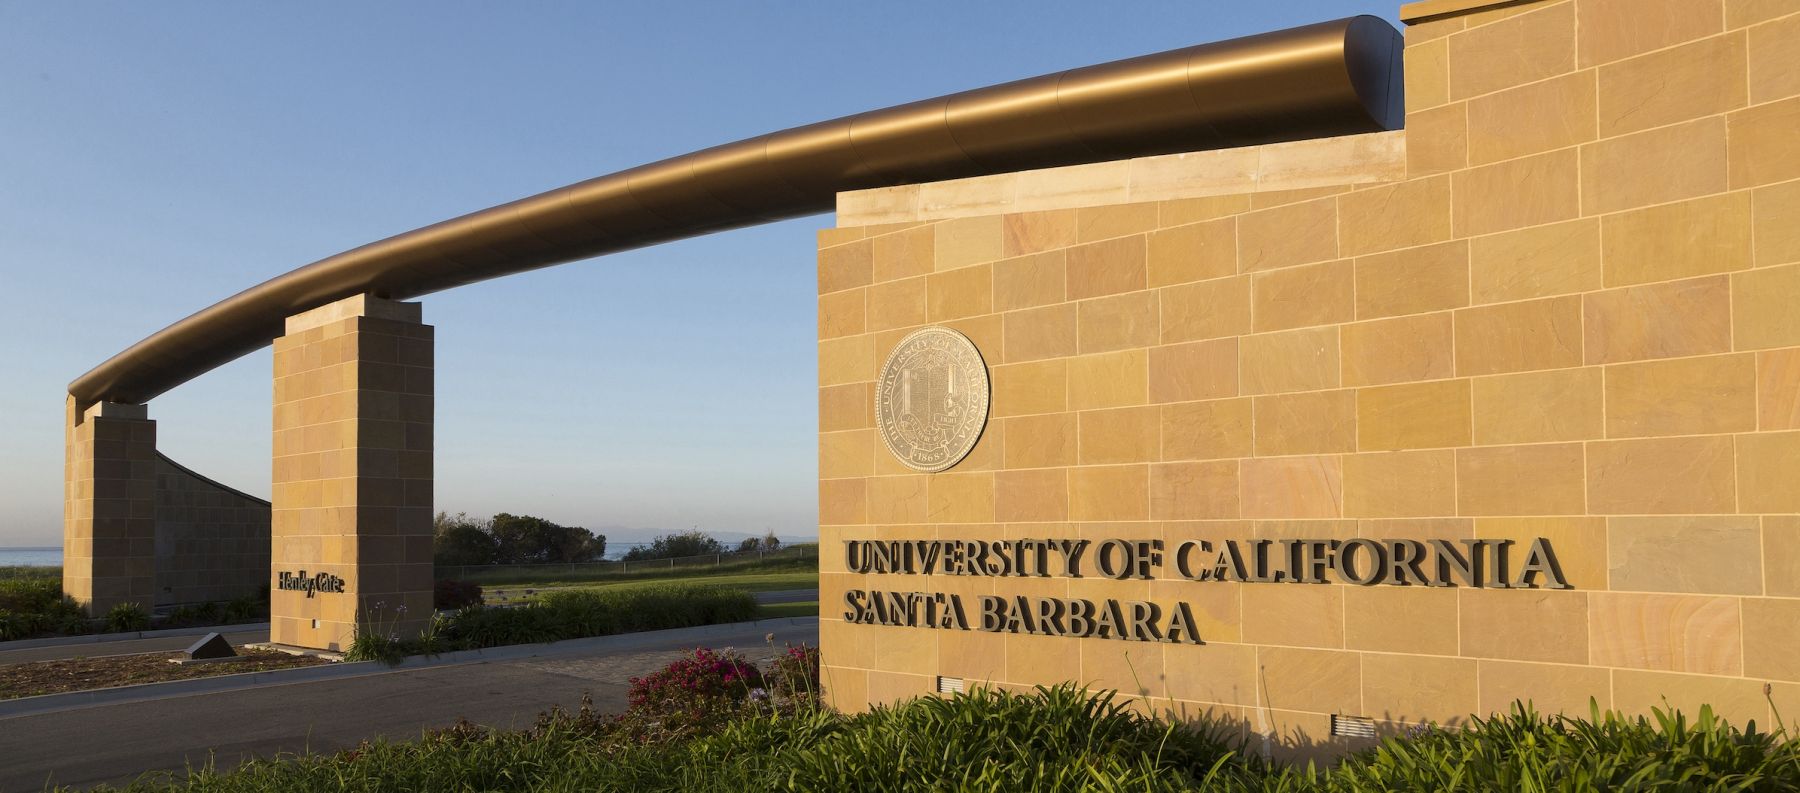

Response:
(270, 294), (433, 651)
(63, 398), (158, 615)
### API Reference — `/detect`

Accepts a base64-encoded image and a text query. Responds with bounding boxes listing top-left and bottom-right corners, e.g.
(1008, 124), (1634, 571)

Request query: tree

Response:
(760, 532), (782, 551)
(736, 537), (761, 554)
(488, 513), (606, 564)
(433, 512), (497, 566)
(622, 530), (725, 561)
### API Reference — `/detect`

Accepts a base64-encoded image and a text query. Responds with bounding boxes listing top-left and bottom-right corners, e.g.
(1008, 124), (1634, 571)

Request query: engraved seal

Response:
(874, 327), (991, 473)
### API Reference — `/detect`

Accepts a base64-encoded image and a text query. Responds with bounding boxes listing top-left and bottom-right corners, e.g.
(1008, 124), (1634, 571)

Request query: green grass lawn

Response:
(487, 570), (818, 602)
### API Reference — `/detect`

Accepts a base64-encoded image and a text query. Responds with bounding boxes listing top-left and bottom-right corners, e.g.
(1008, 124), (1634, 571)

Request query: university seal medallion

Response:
(874, 327), (991, 473)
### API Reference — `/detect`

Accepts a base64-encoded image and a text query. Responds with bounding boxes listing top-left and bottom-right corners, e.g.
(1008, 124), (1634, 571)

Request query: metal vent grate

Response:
(1330, 714), (1377, 739)
(937, 676), (965, 694)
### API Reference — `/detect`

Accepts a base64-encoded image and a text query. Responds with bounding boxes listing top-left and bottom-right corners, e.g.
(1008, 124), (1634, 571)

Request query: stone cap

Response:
(283, 294), (422, 335)
(1399, 0), (1534, 23)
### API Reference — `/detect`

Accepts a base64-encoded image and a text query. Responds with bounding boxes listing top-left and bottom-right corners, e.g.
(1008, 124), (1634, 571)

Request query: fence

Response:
(437, 543), (818, 583)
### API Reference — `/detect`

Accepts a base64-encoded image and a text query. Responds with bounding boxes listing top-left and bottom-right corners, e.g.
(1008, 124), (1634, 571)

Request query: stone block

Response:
(1147, 339), (1236, 404)
(1239, 456), (1342, 519)
(1147, 218), (1235, 287)
(1742, 598), (1800, 681)
(1733, 263), (1800, 350)
(819, 383), (874, 432)
(1163, 642), (1257, 706)
(1449, 1), (1576, 99)
(1148, 460), (1239, 520)
(993, 469), (1066, 523)
(1406, 36), (1450, 110)
(1255, 645), (1359, 714)
(1604, 193), (1752, 289)
(1729, 98), (1800, 190)
(1748, 13), (1800, 103)
(1002, 209), (1076, 257)
(925, 473), (993, 523)
(1363, 654), (1478, 726)
(1238, 327), (1339, 395)
(1760, 349), (1800, 430)
(1477, 660), (1611, 716)
(871, 225), (934, 283)
(1578, 0), (1723, 66)
(1342, 312), (1455, 387)
(1358, 379), (1472, 450)
(991, 360), (1066, 417)
(925, 263), (990, 322)
(1077, 291), (1158, 354)
(1604, 354), (1756, 438)
(1466, 70), (1595, 165)
(1344, 585), (1458, 654)
(865, 276), (925, 331)
(1477, 516), (1607, 590)
(1453, 149), (1579, 237)
(1471, 367), (1602, 444)
(1254, 390), (1357, 456)
(1581, 117), (1727, 215)
(1078, 406), (1160, 464)
(818, 335), (874, 386)
(1160, 276), (1252, 343)
(1065, 236), (1146, 299)
(1343, 450), (1457, 519)
(1609, 516), (1762, 594)
(1160, 398), (1253, 461)
(1069, 350), (1148, 410)
(1597, 33), (1747, 137)
(1002, 303), (1075, 363)
(818, 430), (873, 479)
(1455, 443), (1585, 515)
(1737, 430), (1800, 512)
(1337, 176), (1453, 257)
(992, 251), (1065, 311)
(1455, 295), (1583, 375)
(818, 239), (872, 293)
(933, 216), (1002, 270)
(1068, 465), (1148, 521)
(1458, 588), (1588, 664)
(818, 478), (866, 525)
(1253, 259), (1355, 333)
(1587, 437), (1736, 515)
(1584, 277), (1731, 364)
(1002, 413), (1074, 468)
(1611, 670), (1769, 722)
(1406, 104), (1469, 177)
(1589, 593), (1743, 675)
(1237, 198), (1337, 272)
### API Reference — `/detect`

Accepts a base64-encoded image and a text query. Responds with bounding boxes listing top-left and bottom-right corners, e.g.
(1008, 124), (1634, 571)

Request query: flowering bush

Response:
(765, 642), (820, 706)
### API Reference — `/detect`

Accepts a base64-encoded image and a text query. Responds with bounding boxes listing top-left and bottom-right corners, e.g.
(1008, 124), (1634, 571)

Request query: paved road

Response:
(0, 619), (818, 792)
(0, 590), (813, 668)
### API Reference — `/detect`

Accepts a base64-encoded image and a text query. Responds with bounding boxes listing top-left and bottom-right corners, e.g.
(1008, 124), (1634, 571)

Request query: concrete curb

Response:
(0, 616), (819, 721)
(0, 622), (271, 653)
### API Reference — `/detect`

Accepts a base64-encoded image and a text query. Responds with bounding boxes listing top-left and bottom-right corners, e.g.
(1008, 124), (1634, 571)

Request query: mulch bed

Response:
(0, 649), (328, 700)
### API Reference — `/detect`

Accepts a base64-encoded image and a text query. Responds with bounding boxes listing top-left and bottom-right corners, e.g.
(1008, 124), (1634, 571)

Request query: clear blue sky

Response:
(0, 1), (1397, 547)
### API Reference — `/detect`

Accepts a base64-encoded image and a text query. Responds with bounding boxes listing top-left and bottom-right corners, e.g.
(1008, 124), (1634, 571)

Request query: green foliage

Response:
(79, 685), (1800, 793)
(1289, 700), (1800, 792)
(347, 586), (759, 667)
(222, 596), (262, 623)
(622, 530), (725, 562)
(433, 511), (606, 566)
(432, 511), (499, 566)
(105, 602), (150, 633)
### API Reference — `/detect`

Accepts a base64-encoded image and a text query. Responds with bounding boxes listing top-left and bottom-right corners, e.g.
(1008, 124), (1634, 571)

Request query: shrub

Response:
(105, 602), (150, 633)
(433, 579), (483, 610)
(763, 643), (819, 706)
(622, 530), (724, 561)
(223, 596), (261, 622)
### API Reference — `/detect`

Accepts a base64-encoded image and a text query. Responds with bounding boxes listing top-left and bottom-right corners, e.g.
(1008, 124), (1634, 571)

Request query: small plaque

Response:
(874, 327), (990, 473)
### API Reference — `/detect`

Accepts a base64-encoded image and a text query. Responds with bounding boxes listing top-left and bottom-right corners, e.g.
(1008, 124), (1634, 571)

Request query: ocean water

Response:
(0, 547), (62, 567)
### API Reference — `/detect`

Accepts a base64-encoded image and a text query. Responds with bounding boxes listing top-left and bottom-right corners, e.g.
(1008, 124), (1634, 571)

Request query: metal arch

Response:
(68, 16), (1402, 409)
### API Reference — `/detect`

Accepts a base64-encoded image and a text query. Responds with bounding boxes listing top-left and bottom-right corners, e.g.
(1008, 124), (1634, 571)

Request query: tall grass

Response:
(86, 684), (1800, 793)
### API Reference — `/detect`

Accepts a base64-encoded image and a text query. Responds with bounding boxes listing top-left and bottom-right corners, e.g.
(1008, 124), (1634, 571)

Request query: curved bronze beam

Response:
(70, 16), (1401, 408)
